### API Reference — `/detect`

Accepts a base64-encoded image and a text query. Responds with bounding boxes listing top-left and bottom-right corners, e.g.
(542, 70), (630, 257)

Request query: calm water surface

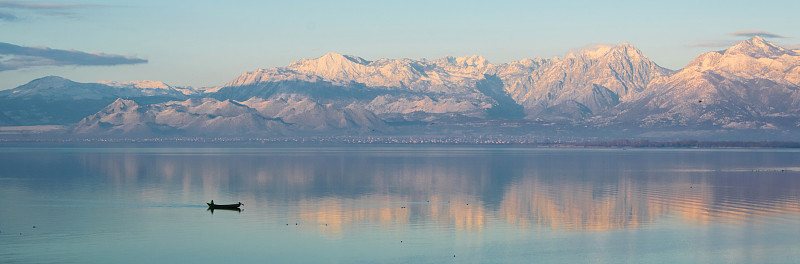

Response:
(1, 146), (799, 263)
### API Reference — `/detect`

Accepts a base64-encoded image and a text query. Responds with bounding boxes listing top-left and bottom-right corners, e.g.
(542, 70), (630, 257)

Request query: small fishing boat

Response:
(207, 202), (242, 209)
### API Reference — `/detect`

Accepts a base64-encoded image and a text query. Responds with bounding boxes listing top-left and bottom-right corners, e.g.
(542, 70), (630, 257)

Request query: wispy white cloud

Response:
(0, 0), (111, 21)
(688, 30), (791, 49)
(730, 30), (786, 39)
(0, 42), (146, 71)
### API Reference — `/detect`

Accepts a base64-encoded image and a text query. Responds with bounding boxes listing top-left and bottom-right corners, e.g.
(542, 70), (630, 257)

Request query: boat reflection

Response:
(207, 207), (242, 214)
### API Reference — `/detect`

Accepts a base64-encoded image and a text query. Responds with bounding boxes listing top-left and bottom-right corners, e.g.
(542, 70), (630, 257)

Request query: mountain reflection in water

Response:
(4, 146), (800, 263)
(74, 147), (800, 232)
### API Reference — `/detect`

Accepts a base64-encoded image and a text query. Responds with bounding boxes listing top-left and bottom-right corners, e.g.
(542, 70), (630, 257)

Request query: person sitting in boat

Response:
(210, 200), (214, 205)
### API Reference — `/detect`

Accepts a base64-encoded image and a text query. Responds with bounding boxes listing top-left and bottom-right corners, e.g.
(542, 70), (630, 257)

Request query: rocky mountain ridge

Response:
(2, 36), (798, 139)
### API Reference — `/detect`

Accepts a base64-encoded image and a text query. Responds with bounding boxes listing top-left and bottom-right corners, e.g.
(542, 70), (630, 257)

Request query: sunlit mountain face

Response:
(1, 37), (799, 140)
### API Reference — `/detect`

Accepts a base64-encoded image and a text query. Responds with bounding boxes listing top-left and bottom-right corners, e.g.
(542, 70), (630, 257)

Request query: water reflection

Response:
(207, 208), (242, 214)
(5, 147), (800, 232)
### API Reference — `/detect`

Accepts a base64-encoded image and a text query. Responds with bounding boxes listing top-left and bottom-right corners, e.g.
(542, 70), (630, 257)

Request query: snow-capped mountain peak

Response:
(566, 43), (644, 60)
(12, 76), (73, 91)
(1, 76), (109, 100)
(288, 52), (372, 81)
(567, 44), (613, 59)
(455, 55), (490, 68)
(316, 52), (369, 64)
(105, 98), (140, 112)
(6, 38), (800, 138)
(27, 75), (72, 86)
(290, 52), (370, 68)
(725, 36), (795, 58)
(609, 43), (645, 58)
(680, 36), (800, 86)
(628, 36), (800, 129)
(431, 55), (491, 69)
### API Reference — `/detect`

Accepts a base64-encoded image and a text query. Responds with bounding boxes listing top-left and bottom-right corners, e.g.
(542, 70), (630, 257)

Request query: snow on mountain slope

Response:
(1, 76), (132, 100)
(494, 43), (671, 116)
(679, 36), (800, 86)
(725, 36), (796, 58)
(240, 95), (386, 131)
(152, 98), (287, 135)
(619, 36), (800, 128)
(73, 98), (164, 134)
(14, 37), (800, 136)
(220, 44), (667, 120)
(226, 52), (487, 94)
(364, 94), (491, 116)
(0, 76), (195, 126)
(74, 98), (288, 136)
(73, 96), (387, 135)
(289, 52), (372, 82)
(100, 80), (171, 89)
(100, 80), (199, 96)
(1, 76), (192, 100)
(224, 68), (323, 87)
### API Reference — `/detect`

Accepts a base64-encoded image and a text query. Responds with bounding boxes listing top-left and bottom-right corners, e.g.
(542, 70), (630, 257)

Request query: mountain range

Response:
(1, 36), (799, 140)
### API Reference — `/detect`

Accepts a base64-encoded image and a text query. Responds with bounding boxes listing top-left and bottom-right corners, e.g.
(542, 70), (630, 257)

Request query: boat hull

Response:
(207, 203), (242, 209)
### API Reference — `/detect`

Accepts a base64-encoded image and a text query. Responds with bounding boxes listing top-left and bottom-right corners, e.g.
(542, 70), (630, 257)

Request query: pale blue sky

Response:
(1, 0), (798, 90)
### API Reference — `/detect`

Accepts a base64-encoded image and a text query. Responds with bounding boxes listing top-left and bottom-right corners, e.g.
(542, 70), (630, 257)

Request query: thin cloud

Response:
(566, 43), (616, 54)
(0, 42), (146, 71)
(730, 30), (786, 39)
(0, 1), (111, 21)
(689, 31), (791, 48)
(687, 41), (736, 48)
(0, 1), (109, 9)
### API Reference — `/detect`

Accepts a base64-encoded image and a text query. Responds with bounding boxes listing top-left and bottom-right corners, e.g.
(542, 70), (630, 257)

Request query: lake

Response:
(1, 146), (799, 263)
